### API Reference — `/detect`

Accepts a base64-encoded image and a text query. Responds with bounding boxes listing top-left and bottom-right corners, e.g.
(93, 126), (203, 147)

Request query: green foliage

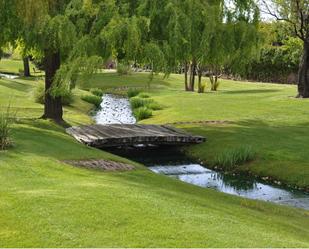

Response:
(200, 82), (207, 93)
(133, 106), (153, 121)
(117, 64), (132, 75)
(210, 79), (220, 91)
(138, 92), (150, 98)
(81, 95), (102, 108)
(130, 95), (162, 120)
(90, 88), (104, 97)
(127, 88), (141, 98)
(34, 84), (45, 104)
(247, 37), (302, 83)
(146, 101), (163, 110)
(34, 83), (73, 106)
(130, 97), (152, 109)
(213, 146), (256, 169)
(0, 105), (15, 150)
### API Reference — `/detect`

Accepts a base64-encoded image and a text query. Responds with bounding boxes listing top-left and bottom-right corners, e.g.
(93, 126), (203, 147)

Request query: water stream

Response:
(0, 73), (19, 79)
(94, 94), (309, 210)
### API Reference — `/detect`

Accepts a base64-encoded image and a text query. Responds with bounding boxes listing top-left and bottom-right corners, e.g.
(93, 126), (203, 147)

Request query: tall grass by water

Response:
(213, 146), (256, 169)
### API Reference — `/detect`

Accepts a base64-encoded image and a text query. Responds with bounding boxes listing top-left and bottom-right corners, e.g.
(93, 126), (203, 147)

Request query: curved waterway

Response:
(94, 94), (309, 210)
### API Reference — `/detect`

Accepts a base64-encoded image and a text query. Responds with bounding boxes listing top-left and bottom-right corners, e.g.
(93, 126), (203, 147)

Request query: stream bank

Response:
(94, 94), (309, 210)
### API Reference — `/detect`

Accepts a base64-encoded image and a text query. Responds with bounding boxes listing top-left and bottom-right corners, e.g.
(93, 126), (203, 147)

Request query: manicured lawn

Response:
(81, 72), (309, 189)
(0, 58), (36, 75)
(0, 69), (308, 247)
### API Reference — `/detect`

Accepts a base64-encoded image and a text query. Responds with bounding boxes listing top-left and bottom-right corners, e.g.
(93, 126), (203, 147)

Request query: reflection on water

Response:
(94, 94), (136, 125)
(149, 164), (309, 210)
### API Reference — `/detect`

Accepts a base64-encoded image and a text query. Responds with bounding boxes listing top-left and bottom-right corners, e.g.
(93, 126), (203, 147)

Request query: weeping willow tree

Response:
(198, 0), (260, 91)
(157, 0), (260, 92)
(0, 0), (117, 121)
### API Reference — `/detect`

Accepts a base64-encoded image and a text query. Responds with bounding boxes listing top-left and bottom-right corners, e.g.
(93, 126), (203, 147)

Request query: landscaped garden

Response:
(0, 59), (308, 247)
(1, 0), (309, 248)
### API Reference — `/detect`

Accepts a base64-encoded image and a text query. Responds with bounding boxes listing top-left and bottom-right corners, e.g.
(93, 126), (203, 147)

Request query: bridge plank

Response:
(66, 124), (205, 148)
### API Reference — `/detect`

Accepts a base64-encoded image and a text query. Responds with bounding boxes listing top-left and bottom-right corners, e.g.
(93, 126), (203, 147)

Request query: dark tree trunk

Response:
(23, 56), (31, 77)
(184, 62), (189, 91)
(297, 42), (309, 98)
(189, 61), (196, 91)
(42, 49), (63, 121)
(197, 67), (203, 93)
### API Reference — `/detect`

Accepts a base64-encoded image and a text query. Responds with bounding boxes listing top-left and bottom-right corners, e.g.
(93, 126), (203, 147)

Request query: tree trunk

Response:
(197, 67), (203, 93)
(189, 61), (196, 91)
(184, 62), (189, 91)
(297, 42), (309, 98)
(42, 49), (63, 121)
(23, 56), (31, 77)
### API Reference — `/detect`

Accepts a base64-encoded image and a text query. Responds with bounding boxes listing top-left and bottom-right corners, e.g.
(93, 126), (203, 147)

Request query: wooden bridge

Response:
(66, 124), (205, 148)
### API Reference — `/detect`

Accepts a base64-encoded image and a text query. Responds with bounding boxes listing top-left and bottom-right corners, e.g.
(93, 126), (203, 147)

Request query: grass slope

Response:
(80, 72), (309, 189)
(0, 63), (308, 247)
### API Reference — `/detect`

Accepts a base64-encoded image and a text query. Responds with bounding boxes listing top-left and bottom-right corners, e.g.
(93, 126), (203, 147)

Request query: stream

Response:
(94, 94), (309, 210)
(0, 73), (19, 79)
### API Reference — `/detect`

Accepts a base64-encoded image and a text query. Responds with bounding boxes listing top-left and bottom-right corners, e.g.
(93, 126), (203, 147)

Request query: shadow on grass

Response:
(0, 80), (33, 92)
(223, 89), (280, 95)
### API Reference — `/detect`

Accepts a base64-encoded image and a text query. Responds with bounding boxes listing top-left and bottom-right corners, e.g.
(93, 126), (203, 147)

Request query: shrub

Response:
(34, 84), (73, 106)
(117, 64), (132, 75)
(34, 84), (45, 104)
(138, 92), (150, 98)
(213, 146), (256, 169)
(130, 97), (154, 109)
(127, 88), (141, 98)
(210, 79), (220, 91)
(146, 102), (163, 110)
(133, 107), (153, 121)
(81, 95), (102, 108)
(90, 88), (104, 97)
(200, 82), (207, 93)
(0, 105), (15, 150)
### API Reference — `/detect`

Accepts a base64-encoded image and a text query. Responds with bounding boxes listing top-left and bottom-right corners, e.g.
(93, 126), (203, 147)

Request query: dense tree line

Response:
(261, 0), (309, 97)
(245, 22), (302, 83)
(0, 0), (260, 121)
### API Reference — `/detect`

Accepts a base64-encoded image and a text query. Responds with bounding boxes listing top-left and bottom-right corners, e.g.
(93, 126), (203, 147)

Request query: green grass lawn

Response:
(0, 66), (308, 247)
(0, 58), (37, 75)
(80, 72), (309, 189)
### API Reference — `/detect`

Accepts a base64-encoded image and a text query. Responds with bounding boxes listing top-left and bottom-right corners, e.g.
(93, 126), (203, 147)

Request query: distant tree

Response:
(261, 0), (309, 97)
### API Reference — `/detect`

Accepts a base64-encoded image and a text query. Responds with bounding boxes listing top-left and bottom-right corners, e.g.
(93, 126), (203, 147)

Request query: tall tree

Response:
(0, 0), (117, 121)
(261, 0), (309, 97)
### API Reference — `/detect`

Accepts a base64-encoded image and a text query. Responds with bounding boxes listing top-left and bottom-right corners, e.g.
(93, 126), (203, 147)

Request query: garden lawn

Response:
(0, 71), (308, 247)
(0, 59), (36, 75)
(81, 72), (309, 189)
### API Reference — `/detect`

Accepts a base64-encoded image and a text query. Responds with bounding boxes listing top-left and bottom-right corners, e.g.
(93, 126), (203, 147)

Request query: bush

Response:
(213, 146), (256, 169)
(81, 95), (102, 108)
(133, 107), (153, 121)
(127, 88), (141, 98)
(34, 84), (45, 104)
(117, 64), (132, 75)
(210, 79), (220, 91)
(146, 102), (163, 110)
(0, 105), (15, 150)
(200, 82), (207, 93)
(130, 97), (154, 109)
(138, 92), (150, 98)
(34, 84), (73, 106)
(90, 88), (104, 97)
